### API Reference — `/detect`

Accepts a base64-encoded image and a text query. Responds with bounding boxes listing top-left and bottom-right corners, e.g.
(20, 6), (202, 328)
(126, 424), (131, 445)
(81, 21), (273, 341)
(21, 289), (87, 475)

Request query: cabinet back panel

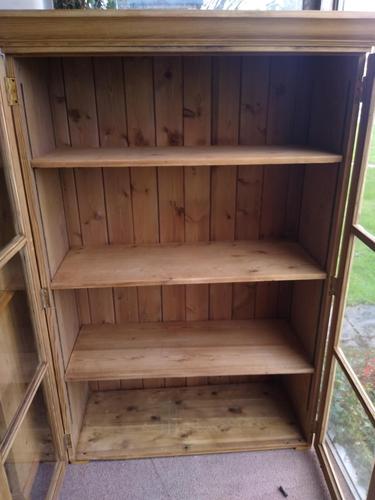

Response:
(47, 54), (306, 390)
(15, 54), (359, 394)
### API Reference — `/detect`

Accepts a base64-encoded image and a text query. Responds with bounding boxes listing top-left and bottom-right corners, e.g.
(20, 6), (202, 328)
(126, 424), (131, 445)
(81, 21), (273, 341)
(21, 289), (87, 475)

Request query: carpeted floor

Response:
(59, 449), (331, 500)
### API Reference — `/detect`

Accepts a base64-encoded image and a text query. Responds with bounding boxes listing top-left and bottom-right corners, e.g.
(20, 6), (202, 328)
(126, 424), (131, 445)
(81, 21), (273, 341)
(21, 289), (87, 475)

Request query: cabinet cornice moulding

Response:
(0, 10), (374, 54)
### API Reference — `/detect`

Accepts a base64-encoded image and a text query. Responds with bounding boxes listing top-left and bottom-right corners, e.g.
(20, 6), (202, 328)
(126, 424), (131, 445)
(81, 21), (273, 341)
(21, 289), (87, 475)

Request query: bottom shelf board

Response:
(76, 382), (307, 461)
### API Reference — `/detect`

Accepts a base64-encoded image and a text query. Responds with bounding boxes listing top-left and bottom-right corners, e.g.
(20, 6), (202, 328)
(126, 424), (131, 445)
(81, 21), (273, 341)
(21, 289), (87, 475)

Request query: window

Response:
(115, 0), (303, 9)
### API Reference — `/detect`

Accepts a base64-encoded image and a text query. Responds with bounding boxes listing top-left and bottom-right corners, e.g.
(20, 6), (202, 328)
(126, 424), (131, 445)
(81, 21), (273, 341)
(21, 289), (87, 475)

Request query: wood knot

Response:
(183, 107), (195, 118)
(228, 406), (242, 414)
(163, 126), (183, 146)
(164, 69), (172, 80)
(180, 430), (193, 438)
(134, 130), (148, 146)
(68, 108), (81, 123)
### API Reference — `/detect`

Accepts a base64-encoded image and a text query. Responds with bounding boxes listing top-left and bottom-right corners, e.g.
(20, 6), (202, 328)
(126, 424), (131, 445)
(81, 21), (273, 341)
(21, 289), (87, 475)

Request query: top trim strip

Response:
(0, 10), (374, 54)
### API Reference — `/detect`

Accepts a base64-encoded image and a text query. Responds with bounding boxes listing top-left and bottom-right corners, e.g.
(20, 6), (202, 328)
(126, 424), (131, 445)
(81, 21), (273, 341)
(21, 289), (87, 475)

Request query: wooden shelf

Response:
(51, 240), (326, 290)
(30, 145), (342, 169)
(76, 382), (307, 461)
(65, 319), (314, 382)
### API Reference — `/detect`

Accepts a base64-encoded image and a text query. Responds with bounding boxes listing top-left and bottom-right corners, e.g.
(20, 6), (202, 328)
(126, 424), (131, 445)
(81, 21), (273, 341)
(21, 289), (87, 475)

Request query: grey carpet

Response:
(59, 449), (330, 500)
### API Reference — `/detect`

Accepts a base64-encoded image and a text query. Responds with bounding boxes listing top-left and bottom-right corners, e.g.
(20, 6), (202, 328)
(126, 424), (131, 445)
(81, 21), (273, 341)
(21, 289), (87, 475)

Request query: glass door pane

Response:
(0, 157), (16, 249)
(4, 385), (57, 500)
(326, 363), (375, 499)
(340, 239), (375, 404)
(0, 251), (40, 441)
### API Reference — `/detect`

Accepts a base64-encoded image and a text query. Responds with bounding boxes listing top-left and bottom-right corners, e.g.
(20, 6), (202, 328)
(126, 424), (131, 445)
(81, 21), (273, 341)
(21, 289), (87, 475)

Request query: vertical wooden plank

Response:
(93, 56), (138, 371)
(63, 57), (115, 392)
(299, 165), (339, 268)
(309, 56), (352, 153)
(278, 57), (314, 321)
(184, 56), (211, 386)
(239, 56), (270, 146)
(154, 57), (185, 323)
(209, 56), (241, 384)
(256, 55), (298, 319)
(64, 58), (114, 322)
(154, 56), (185, 388)
(234, 56), (270, 320)
(124, 56), (162, 389)
(210, 56), (240, 320)
(94, 56), (135, 390)
(261, 56), (298, 237)
(284, 57), (314, 241)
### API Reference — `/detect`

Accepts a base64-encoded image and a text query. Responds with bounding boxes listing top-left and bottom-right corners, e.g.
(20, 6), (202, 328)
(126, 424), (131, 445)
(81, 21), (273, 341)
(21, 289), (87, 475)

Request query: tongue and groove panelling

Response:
(46, 55), (311, 391)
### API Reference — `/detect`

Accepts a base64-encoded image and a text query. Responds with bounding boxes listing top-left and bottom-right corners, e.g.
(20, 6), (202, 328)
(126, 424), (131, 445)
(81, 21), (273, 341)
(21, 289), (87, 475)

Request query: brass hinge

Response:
(4, 77), (18, 106)
(40, 288), (50, 309)
(328, 276), (340, 296)
(64, 433), (72, 450)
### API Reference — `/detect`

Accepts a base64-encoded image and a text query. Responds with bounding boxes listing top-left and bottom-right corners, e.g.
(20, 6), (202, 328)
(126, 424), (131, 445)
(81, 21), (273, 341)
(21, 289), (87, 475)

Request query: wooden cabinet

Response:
(0, 9), (374, 490)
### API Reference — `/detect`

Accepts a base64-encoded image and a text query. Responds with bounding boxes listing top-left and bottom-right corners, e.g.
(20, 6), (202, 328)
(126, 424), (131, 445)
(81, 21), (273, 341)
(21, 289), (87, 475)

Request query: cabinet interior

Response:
(13, 53), (360, 461)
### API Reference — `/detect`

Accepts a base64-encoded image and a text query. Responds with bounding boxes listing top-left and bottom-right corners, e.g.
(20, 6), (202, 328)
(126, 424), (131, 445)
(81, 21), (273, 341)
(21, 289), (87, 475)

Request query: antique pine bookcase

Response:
(0, 9), (374, 498)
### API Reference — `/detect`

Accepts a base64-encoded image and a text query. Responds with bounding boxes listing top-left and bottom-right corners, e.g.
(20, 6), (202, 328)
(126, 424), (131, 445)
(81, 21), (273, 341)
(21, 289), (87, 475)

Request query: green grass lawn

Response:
(368, 123), (375, 165)
(347, 163), (375, 305)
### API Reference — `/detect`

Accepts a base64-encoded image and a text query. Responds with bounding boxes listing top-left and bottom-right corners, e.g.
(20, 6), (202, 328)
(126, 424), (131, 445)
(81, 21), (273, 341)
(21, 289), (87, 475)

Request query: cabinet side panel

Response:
(48, 58), (91, 330)
(16, 59), (67, 277)
(15, 57), (87, 456)
(286, 55), (361, 440)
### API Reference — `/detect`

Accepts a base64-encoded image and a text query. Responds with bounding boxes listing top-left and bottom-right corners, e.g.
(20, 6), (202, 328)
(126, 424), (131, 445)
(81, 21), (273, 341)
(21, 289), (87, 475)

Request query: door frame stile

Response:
(315, 442), (346, 500)
(0, 362), (47, 463)
(0, 54), (66, 461)
(367, 465), (375, 500)
(46, 461), (67, 500)
(0, 464), (11, 500)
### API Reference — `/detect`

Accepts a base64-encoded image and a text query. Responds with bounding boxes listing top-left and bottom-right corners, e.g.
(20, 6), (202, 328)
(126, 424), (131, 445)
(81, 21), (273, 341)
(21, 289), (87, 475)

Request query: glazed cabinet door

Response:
(0, 55), (66, 499)
(315, 54), (375, 500)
